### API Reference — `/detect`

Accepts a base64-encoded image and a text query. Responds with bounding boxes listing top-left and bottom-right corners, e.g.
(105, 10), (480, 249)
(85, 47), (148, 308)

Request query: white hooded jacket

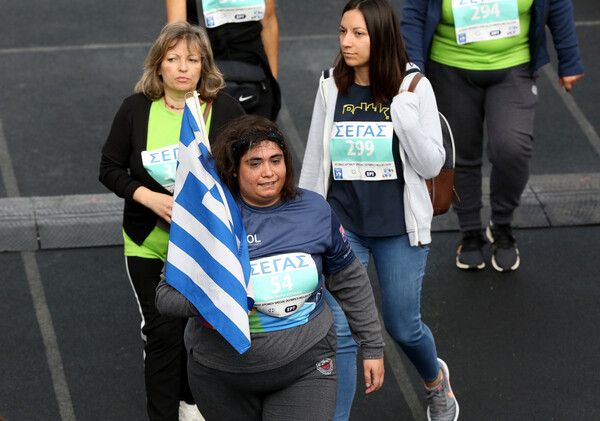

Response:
(298, 64), (444, 246)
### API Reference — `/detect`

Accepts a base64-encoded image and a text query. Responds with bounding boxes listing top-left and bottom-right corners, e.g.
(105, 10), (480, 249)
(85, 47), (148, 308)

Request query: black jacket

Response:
(99, 91), (244, 245)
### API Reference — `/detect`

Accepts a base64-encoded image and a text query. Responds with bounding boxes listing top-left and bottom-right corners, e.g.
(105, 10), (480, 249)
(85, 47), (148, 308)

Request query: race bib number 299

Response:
(330, 121), (397, 181)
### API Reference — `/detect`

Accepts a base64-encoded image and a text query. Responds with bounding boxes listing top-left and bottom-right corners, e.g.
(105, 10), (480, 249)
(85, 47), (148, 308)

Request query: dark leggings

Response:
(188, 331), (338, 421)
(126, 256), (194, 421)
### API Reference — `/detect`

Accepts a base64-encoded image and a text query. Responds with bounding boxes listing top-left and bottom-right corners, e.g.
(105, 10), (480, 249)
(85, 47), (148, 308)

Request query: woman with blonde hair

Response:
(99, 21), (244, 420)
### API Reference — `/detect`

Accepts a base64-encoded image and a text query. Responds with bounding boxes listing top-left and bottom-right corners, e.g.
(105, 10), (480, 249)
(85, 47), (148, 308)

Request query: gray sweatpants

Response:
(187, 328), (338, 421)
(427, 60), (539, 232)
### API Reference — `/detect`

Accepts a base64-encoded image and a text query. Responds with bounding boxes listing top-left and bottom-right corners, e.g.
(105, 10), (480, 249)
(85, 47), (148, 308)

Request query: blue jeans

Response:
(329, 230), (440, 421)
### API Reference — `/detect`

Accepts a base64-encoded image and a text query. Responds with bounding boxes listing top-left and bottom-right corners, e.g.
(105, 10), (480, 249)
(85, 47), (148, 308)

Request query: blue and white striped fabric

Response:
(165, 94), (253, 354)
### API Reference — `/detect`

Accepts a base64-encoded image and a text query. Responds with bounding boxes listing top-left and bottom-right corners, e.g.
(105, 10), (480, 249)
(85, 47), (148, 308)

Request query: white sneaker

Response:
(179, 401), (205, 421)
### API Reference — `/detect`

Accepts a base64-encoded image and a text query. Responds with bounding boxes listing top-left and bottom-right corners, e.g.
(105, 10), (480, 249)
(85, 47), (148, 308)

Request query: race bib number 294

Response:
(452, 0), (520, 45)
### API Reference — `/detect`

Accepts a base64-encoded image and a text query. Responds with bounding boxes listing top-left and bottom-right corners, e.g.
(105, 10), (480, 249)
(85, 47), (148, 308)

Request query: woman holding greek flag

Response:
(156, 114), (385, 420)
(99, 21), (244, 421)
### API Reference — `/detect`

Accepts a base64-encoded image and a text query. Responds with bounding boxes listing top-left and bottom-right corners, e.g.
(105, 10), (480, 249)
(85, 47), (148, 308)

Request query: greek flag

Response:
(165, 93), (253, 354)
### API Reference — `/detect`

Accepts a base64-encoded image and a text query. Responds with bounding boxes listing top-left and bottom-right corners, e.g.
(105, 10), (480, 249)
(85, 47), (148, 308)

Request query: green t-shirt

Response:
(123, 100), (211, 261)
(430, 0), (533, 70)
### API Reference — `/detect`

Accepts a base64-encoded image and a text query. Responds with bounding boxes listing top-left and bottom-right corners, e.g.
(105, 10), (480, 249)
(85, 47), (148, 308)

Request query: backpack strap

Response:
(320, 68), (334, 106)
(320, 68), (334, 102)
(203, 101), (213, 123)
(399, 70), (423, 93)
(407, 73), (424, 93)
(319, 68), (334, 195)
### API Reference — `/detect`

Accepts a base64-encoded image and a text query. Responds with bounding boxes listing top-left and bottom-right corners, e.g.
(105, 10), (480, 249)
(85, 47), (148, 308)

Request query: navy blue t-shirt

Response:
(238, 188), (355, 333)
(327, 83), (407, 237)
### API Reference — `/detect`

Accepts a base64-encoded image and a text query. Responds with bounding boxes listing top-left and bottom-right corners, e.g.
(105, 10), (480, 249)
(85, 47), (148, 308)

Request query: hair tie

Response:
(232, 129), (285, 153)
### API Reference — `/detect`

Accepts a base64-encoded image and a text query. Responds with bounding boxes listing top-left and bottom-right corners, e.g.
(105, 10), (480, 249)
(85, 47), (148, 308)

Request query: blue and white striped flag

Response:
(165, 92), (253, 354)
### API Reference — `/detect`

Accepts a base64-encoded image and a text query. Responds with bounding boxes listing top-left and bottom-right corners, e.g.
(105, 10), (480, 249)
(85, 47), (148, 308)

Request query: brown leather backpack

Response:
(407, 73), (459, 216)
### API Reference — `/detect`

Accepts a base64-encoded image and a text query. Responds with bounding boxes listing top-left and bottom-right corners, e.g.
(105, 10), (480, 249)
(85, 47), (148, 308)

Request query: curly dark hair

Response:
(211, 115), (298, 203)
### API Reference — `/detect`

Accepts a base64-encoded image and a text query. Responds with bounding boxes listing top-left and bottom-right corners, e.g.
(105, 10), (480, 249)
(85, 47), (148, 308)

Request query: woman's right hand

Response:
(133, 186), (173, 223)
(559, 74), (584, 92)
(363, 357), (385, 394)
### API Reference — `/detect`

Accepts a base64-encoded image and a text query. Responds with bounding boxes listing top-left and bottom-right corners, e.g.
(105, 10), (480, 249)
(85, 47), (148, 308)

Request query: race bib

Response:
(142, 145), (179, 193)
(452, 0), (520, 45)
(330, 121), (397, 181)
(251, 252), (319, 318)
(203, 0), (265, 28)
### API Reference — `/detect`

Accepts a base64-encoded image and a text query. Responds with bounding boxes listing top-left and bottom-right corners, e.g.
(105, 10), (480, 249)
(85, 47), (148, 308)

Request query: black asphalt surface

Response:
(1, 1), (599, 420)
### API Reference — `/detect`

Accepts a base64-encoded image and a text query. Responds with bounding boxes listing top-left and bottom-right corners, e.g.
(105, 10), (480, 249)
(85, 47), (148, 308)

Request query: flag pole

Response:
(188, 90), (240, 250)
(192, 90), (211, 153)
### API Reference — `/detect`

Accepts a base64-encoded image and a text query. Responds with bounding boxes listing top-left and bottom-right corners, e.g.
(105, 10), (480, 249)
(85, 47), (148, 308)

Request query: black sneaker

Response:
(486, 222), (520, 272)
(456, 230), (486, 270)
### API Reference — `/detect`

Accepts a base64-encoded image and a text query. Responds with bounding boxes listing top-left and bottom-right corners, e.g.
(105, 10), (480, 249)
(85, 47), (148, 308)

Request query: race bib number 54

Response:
(251, 253), (319, 318)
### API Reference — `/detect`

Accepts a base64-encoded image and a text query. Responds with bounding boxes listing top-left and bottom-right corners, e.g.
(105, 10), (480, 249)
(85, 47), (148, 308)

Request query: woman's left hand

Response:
(363, 357), (385, 394)
(559, 74), (584, 92)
